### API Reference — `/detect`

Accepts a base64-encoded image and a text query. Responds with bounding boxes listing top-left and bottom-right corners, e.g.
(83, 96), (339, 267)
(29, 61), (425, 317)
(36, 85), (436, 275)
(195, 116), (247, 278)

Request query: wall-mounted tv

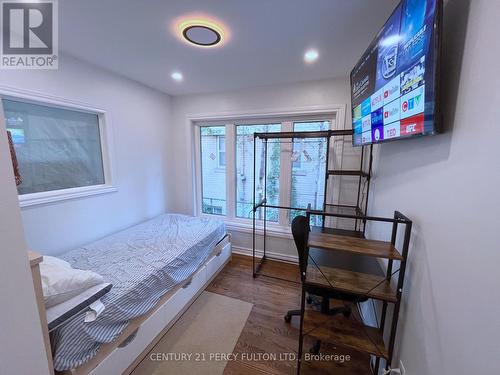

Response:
(351, 0), (442, 146)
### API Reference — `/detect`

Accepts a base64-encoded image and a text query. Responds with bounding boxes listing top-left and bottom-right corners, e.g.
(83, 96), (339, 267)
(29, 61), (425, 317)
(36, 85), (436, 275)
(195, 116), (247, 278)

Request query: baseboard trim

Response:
(232, 245), (298, 264)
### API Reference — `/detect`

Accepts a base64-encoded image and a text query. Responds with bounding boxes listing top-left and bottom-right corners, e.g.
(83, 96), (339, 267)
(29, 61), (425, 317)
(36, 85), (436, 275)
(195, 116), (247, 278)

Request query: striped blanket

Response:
(51, 213), (226, 371)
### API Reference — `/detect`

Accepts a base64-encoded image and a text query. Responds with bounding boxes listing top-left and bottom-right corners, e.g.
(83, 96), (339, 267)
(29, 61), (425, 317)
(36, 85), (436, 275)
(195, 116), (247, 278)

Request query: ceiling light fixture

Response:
(183, 24), (221, 46)
(173, 15), (228, 48)
(171, 71), (183, 82)
(304, 49), (319, 64)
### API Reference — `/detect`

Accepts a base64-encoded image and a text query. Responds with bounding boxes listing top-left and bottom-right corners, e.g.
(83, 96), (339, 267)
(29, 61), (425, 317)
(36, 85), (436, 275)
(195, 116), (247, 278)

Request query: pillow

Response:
(46, 282), (112, 331)
(40, 256), (105, 308)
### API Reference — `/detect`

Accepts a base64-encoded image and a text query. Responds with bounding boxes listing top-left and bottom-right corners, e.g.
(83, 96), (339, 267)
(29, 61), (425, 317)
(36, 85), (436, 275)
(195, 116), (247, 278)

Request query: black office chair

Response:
(284, 215), (365, 323)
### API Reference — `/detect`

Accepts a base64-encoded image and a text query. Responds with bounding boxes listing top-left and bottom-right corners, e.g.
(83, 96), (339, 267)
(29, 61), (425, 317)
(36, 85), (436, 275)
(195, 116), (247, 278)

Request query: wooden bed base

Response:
(29, 234), (232, 375)
(29, 251), (55, 374)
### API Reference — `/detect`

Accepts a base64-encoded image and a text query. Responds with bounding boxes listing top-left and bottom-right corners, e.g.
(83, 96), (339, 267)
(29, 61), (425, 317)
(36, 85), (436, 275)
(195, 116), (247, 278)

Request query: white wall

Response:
(0, 103), (50, 375)
(0, 54), (173, 255)
(367, 0), (500, 373)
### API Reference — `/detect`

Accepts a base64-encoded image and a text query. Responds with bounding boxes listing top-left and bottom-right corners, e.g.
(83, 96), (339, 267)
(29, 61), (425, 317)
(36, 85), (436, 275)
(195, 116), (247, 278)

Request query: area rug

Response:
(131, 291), (253, 375)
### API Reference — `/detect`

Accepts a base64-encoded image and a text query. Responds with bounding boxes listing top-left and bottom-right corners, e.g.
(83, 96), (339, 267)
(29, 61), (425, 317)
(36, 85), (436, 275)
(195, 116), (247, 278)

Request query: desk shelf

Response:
(302, 311), (388, 359)
(310, 225), (364, 239)
(306, 265), (397, 303)
(322, 203), (365, 218)
(327, 170), (370, 178)
(308, 232), (403, 260)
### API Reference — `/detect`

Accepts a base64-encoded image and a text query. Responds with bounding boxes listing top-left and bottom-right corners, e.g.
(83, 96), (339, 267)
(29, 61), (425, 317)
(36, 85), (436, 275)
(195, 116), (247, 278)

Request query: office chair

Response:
(285, 215), (367, 352)
(285, 215), (351, 323)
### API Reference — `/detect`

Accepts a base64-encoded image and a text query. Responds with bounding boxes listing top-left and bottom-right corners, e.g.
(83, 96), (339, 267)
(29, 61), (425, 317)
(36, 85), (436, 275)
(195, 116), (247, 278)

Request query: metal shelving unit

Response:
(251, 129), (373, 279)
(250, 128), (412, 373)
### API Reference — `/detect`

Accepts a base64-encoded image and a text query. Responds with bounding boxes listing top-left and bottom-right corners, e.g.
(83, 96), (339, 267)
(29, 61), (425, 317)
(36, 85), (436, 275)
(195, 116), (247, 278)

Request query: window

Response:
(195, 114), (335, 230)
(236, 124), (281, 221)
(2, 97), (114, 206)
(200, 126), (226, 215)
(216, 136), (226, 168)
(290, 121), (330, 226)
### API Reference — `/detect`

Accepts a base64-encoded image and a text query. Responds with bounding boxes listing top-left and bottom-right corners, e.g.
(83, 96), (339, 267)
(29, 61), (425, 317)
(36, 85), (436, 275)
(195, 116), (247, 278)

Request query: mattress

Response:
(51, 213), (226, 371)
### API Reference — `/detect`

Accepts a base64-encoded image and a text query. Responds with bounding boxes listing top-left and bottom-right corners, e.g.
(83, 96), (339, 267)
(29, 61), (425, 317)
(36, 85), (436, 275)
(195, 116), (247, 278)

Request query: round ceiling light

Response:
(171, 71), (183, 82)
(183, 25), (221, 46)
(175, 16), (227, 48)
(304, 49), (319, 64)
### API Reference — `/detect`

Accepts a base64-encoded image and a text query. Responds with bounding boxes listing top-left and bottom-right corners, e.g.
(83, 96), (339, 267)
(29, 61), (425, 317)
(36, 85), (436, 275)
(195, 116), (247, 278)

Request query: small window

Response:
(200, 126), (226, 216)
(3, 99), (106, 196)
(235, 124), (281, 221)
(290, 121), (330, 226)
(216, 135), (226, 168)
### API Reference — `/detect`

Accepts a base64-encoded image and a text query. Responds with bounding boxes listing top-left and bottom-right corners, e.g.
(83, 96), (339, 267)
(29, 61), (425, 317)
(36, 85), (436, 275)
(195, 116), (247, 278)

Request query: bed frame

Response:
(29, 234), (232, 375)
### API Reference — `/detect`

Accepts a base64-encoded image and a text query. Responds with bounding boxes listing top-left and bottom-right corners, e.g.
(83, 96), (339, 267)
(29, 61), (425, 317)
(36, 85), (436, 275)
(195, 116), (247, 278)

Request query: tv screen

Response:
(350, 0), (442, 146)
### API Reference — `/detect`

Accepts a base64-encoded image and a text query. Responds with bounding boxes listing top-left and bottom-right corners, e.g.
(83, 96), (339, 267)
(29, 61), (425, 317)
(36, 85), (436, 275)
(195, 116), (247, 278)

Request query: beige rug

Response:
(131, 291), (253, 375)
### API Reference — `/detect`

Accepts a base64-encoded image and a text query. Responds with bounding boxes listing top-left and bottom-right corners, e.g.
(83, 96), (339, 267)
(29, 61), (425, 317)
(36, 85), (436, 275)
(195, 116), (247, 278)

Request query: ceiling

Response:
(60, 0), (399, 96)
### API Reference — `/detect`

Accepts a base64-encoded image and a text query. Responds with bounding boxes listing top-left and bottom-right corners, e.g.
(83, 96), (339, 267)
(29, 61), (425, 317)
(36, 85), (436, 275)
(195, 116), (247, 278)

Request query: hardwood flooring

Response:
(206, 254), (373, 375)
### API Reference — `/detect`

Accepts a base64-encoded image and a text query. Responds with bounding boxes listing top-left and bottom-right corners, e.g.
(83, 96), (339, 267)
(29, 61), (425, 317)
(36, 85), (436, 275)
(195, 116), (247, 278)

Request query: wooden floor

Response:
(206, 254), (372, 375)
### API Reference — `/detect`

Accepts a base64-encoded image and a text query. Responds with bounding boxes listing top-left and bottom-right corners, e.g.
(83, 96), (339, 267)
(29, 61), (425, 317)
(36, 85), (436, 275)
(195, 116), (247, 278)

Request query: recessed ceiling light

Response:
(171, 71), (183, 82)
(304, 49), (319, 63)
(173, 15), (228, 48)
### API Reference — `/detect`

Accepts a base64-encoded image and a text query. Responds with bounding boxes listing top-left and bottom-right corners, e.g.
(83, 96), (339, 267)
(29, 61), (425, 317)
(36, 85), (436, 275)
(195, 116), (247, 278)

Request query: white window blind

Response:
(3, 99), (105, 195)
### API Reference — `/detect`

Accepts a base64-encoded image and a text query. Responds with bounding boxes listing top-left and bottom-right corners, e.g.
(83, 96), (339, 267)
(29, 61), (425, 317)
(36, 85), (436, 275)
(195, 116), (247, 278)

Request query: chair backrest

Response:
(291, 215), (310, 278)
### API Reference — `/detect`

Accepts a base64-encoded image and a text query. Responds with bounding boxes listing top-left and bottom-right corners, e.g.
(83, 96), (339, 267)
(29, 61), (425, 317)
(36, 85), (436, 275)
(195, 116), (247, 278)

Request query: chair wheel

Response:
(284, 314), (292, 323)
(309, 341), (321, 355)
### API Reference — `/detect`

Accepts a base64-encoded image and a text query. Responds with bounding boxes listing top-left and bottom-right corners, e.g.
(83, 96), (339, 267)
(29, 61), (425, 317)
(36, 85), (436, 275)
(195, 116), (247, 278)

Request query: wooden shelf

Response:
(306, 265), (397, 302)
(308, 232), (403, 260)
(310, 226), (364, 238)
(327, 170), (369, 178)
(323, 204), (365, 217)
(302, 310), (388, 359)
(254, 129), (353, 140)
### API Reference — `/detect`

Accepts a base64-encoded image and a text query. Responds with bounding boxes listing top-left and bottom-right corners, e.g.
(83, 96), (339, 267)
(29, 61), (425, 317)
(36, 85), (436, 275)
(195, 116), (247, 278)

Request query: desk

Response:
(296, 211), (412, 375)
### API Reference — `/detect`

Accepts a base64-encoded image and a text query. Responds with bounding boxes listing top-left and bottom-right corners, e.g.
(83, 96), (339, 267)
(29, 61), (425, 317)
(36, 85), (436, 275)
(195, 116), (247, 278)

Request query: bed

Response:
(39, 213), (228, 374)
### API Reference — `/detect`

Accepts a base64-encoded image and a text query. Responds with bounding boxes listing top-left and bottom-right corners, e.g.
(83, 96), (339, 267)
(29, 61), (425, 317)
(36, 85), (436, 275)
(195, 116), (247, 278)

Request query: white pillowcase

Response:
(40, 256), (105, 308)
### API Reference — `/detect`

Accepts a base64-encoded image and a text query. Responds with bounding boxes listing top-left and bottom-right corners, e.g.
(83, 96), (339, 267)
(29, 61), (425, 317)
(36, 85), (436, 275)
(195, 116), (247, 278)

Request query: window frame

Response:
(0, 86), (117, 208)
(192, 105), (347, 236)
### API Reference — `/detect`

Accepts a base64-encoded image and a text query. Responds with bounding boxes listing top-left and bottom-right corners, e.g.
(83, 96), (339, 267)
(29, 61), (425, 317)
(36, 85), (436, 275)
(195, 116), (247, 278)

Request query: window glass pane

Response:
(3, 99), (105, 195)
(217, 136), (226, 167)
(290, 121), (330, 226)
(200, 126), (226, 215)
(236, 124), (281, 221)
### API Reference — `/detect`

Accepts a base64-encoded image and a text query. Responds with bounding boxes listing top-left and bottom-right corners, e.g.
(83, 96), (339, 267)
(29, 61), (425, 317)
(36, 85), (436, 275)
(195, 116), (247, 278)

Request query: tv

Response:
(350, 0), (442, 146)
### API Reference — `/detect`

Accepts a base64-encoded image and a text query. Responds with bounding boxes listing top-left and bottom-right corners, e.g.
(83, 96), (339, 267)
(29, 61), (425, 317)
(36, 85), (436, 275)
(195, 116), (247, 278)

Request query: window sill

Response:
(198, 213), (294, 240)
(19, 185), (118, 208)
(225, 219), (293, 240)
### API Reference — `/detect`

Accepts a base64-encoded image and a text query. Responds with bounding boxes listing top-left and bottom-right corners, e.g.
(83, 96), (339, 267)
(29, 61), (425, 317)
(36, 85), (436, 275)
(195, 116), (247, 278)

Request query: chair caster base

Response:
(309, 340), (321, 355)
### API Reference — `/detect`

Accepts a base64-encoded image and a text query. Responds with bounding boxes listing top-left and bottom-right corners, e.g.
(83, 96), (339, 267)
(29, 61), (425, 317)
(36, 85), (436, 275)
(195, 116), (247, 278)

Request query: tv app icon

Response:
(408, 98), (415, 110)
